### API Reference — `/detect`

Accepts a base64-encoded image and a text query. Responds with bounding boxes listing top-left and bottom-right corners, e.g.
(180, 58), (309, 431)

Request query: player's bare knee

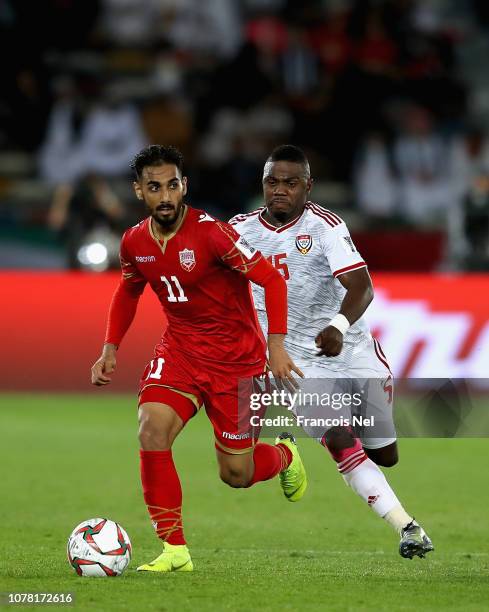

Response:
(323, 426), (355, 453)
(138, 416), (172, 450)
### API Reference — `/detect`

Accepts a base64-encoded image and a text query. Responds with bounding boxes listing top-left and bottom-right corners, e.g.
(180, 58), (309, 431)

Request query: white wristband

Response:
(328, 314), (350, 335)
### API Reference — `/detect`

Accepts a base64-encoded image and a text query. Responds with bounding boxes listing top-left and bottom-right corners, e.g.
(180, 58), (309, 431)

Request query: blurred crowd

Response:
(2, 0), (489, 270)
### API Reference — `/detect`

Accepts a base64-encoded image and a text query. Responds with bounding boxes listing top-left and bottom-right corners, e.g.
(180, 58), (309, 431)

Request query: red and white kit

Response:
(106, 205), (287, 453)
(230, 202), (395, 449)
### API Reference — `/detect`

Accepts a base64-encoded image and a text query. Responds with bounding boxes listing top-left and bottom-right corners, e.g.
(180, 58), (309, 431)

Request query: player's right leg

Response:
(137, 376), (202, 573)
(205, 372), (307, 501)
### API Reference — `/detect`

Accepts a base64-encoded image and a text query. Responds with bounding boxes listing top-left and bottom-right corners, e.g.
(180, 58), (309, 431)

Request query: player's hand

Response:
(268, 335), (304, 393)
(315, 326), (343, 357)
(91, 344), (117, 386)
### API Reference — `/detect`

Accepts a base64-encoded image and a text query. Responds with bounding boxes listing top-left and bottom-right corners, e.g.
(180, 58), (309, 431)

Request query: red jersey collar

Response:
(147, 205), (189, 252)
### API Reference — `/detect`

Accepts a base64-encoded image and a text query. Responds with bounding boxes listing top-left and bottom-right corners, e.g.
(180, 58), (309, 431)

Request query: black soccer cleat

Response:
(399, 520), (434, 559)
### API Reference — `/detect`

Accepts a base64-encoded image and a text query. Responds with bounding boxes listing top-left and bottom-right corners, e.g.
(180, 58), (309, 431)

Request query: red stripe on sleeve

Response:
(332, 262), (367, 278)
(325, 209), (343, 224)
(308, 204), (336, 227)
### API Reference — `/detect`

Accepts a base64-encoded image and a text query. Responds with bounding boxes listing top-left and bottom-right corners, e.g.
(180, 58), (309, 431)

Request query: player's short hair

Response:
(266, 145), (310, 177)
(131, 145), (184, 180)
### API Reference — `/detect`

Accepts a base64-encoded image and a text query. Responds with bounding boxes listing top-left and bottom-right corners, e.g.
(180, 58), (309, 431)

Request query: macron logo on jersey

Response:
(222, 431), (251, 440)
(135, 255), (156, 263)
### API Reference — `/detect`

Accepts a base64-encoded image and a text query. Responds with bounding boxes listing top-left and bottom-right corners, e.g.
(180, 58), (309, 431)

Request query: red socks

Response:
(140, 443), (293, 542)
(140, 449), (185, 545)
(247, 442), (292, 486)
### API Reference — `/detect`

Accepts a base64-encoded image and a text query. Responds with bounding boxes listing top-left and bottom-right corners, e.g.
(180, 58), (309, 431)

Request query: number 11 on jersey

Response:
(161, 275), (188, 302)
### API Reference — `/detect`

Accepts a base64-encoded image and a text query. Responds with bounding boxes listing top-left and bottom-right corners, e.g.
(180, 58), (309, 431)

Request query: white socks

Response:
(342, 458), (413, 532)
(384, 506), (415, 534)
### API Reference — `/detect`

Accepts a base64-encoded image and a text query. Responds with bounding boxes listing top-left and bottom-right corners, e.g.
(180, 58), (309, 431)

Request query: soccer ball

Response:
(67, 518), (132, 577)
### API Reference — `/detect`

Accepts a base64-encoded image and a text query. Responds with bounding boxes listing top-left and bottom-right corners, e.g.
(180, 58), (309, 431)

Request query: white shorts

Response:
(293, 338), (396, 450)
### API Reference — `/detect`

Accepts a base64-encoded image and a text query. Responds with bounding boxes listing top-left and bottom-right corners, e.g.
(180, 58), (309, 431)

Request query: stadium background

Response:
(2, 0), (489, 385)
(1, 1), (489, 610)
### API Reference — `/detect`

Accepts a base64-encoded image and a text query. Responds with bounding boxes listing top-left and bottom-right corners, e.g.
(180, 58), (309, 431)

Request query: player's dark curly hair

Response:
(131, 144), (184, 180)
(267, 144), (310, 177)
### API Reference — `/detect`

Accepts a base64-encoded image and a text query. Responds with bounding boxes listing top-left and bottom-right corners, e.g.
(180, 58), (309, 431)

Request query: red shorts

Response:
(138, 350), (267, 454)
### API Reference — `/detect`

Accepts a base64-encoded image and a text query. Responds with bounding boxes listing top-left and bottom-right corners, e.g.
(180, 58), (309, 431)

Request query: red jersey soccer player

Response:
(91, 145), (307, 573)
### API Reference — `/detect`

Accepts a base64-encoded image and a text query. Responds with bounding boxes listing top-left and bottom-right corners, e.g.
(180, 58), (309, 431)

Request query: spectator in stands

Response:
(47, 174), (128, 269)
(354, 130), (398, 220)
(354, 9), (398, 77)
(280, 26), (319, 98)
(39, 76), (146, 185)
(450, 125), (489, 200)
(448, 125), (489, 266)
(463, 174), (489, 269)
(393, 105), (450, 223)
(308, 8), (352, 77)
(97, 0), (164, 47)
(245, 10), (288, 58)
(198, 96), (292, 216)
(160, 0), (242, 60)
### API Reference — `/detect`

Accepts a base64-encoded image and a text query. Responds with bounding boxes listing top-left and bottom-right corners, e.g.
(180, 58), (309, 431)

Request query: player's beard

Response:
(267, 199), (302, 224)
(269, 209), (290, 223)
(150, 199), (184, 228)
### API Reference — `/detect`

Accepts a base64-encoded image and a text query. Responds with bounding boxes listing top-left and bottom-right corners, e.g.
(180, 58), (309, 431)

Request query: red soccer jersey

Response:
(118, 206), (268, 368)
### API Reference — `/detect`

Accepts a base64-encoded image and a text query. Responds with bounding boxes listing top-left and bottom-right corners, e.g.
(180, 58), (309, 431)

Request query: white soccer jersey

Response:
(230, 202), (372, 370)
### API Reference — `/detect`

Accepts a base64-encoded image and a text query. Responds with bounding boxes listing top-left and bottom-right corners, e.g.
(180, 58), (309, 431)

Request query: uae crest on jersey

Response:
(179, 248), (196, 272)
(295, 234), (313, 254)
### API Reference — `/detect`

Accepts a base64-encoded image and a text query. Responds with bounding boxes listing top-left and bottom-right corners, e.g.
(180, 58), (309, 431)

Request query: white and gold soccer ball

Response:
(67, 518), (132, 577)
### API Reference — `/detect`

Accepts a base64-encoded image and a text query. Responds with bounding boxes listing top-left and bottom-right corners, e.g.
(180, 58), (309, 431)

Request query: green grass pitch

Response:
(1, 393), (488, 611)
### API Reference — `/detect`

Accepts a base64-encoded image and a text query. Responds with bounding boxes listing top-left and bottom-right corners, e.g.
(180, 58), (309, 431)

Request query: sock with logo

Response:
(140, 449), (186, 545)
(246, 442), (292, 486)
(322, 436), (412, 530)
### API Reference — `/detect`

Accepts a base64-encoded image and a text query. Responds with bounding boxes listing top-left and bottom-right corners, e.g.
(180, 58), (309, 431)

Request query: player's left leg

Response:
(298, 347), (433, 559)
(323, 429), (432, 558)
(215, 435), (307, 501)
(205, 372), (307, 500)
(215, 443), (278, 488)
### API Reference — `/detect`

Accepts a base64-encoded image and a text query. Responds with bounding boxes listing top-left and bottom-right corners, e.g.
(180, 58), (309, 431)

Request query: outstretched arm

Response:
(315, 267), (374, 357)
(91, 277), (145, 385)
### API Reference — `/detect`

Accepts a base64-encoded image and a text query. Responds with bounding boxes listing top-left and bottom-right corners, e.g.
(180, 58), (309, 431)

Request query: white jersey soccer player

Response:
(230, 201), (380, 370)
(230, 145), (433, 560)
(230, 201), (396, 447)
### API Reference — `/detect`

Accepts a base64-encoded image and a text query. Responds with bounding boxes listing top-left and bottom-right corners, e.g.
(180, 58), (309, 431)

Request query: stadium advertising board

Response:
(2, 273), (488, 391)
